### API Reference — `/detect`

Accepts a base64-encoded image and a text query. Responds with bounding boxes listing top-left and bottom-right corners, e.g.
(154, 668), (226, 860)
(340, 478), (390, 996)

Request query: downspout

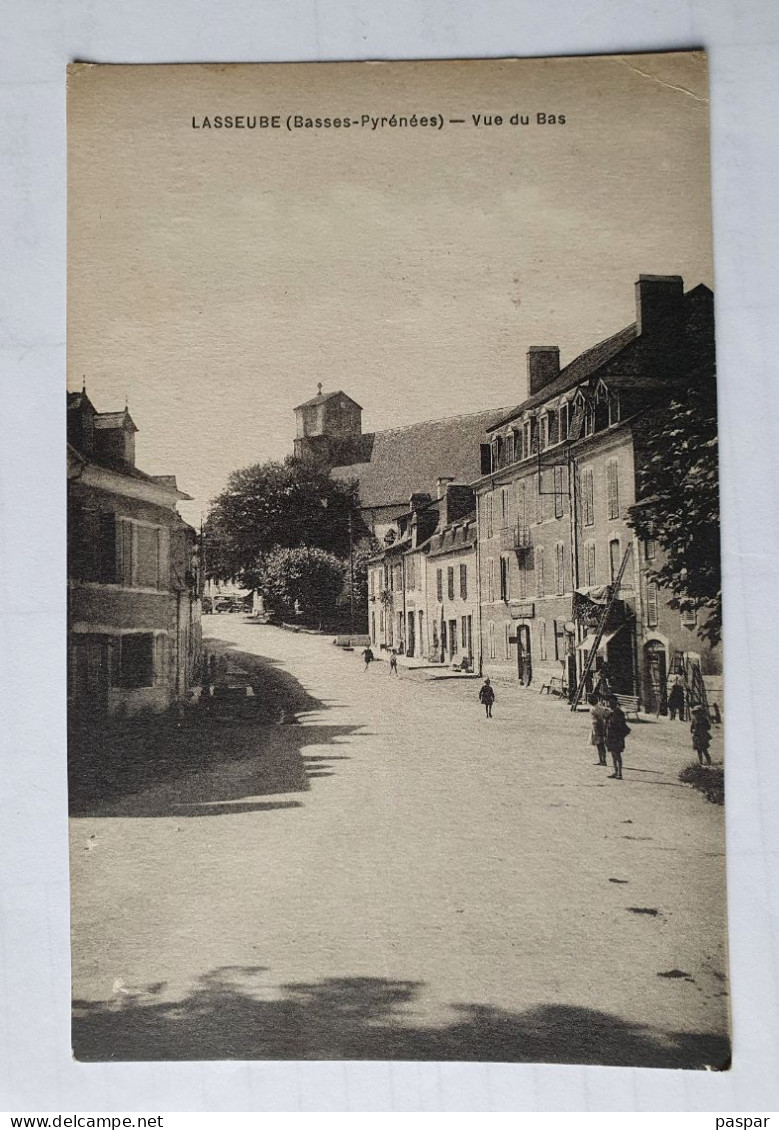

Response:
(475, 491), (484, 676)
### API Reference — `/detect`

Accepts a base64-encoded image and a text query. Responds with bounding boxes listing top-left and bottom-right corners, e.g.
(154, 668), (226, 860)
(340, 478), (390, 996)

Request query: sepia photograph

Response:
(66, 54), (728, 1068)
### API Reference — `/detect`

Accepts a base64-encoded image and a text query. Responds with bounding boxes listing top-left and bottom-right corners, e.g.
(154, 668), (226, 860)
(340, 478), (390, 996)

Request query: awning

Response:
(577, 627), (623, 654)
(574, 585), (611, 605)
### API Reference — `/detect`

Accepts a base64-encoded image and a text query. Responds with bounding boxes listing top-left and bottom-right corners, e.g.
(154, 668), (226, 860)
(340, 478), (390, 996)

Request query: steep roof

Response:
(330, 408), (510, 508)
(488, 284), (712, 432)
(94, 409), (138, 433)
(294, 389), (363, 411)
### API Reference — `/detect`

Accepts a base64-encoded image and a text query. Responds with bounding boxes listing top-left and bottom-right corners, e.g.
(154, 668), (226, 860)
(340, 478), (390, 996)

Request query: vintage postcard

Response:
(67, 54), (728, 1067)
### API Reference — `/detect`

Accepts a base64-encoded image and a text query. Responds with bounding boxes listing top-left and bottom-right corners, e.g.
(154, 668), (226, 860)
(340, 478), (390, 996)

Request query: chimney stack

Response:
(635, 275), (684, 337)
(436, 476), (455, 499)
(527, 346), (560, 396)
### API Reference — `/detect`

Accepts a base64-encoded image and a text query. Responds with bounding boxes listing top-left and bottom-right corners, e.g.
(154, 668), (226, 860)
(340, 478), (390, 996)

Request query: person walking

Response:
(389, 650), (399, 676)
(362, 646), (375, 672)
(588, 693), (609, 766)
(690, 704), (712, 765)
(604, 696), (630, 779)
(478, 678), (495, 718)
(668, 671), (685, 720)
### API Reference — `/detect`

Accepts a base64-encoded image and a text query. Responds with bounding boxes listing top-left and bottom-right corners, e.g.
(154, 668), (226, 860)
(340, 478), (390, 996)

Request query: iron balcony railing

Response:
(500, 524), (532, 551)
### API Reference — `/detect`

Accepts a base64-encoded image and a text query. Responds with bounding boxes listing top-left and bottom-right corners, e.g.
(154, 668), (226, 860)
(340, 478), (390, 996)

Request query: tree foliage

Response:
(261, 546), (345, 628)
(628, 371), (721, 645)
(203, 456), (360, 589)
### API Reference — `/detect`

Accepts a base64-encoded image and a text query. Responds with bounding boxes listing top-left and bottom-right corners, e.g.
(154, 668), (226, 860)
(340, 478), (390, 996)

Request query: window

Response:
(436, 568), (443, 602)
(504, 622), (512, 660)
(538, 618), (548, 662)
(554, 620), (567, 661)
(609, 394), (621, 426)
(582, 468), (595, 527)
(486, 493), (494, 538)
(379, 610), (385, 633)
(553, 465), (565, 519)
(119, 520), (168, 591)
(606, 459), (620, 520)
(606, 537), (619, 583)
(517, 557), (527, 600)
(536, 546), (545, 598)
(555, 542), (566, 595)
(559, 402), (569, 442)
(548, 410), (559, 446)
(70, 508), (117, 583)
(499, 554), (510, 601)
(646, 581), (659, 628)
(487, 559), (495, 602)
(535, 474), (543, 524)
(491, 440), (500, 471)
(489, 620), (496, 659)
(113, 632), (156, 689)
(370, 570), (375, 596)
(522, 420), (531, 458)
(645, 538), (657, 561)
(406, 555), (415, 590)
(447, 566), (455, 601)
(459, 563), (468, 599)
(462, 617), (468, 649)
(371, 612), (376, 642)
(584, 405), (595, 437)
(516, 480), (527, 528)
(501, 487), (510, 523)
(681, 606), (698, 629)
(513, 430), (523, 462)
(584, 541), (597, 587)
(539, 414), (549, 450)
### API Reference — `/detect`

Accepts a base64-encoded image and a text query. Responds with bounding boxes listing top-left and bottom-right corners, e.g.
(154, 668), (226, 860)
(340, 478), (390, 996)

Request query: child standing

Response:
(478, 678), (495, 718)
(389, 651), (399, 676)
(588, 693), (609, 766)
(604, 696), (630, 780)
(690, 705), (712, 765)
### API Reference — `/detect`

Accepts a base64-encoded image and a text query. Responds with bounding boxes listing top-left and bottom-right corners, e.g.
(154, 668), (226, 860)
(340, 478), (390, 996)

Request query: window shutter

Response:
(607, 460), (619, 519)
(646, 582), (659, 627)
(480, 444), (492, 475)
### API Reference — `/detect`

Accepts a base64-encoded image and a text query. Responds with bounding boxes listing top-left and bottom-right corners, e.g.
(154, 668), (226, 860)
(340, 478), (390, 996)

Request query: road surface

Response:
(70, 618), (729, 1067)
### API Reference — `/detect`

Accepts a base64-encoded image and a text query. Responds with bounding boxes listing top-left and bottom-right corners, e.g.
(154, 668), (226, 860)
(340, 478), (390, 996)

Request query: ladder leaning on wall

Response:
(570, 544), (633, 712)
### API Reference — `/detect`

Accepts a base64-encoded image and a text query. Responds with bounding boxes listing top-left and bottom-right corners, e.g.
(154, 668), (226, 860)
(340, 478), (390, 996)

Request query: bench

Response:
(540, 676), (564, 696)
(614, 694), (640, 720)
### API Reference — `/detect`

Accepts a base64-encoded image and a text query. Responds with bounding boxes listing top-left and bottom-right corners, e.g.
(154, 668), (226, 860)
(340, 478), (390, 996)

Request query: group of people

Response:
(588, 691), (713, 779)
(362, 646), (399, 675)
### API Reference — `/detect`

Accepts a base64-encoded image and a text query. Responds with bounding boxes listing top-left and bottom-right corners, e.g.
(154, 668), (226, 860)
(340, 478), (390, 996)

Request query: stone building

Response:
(67, 391), (201, 717)
(474, 275), (721, 708)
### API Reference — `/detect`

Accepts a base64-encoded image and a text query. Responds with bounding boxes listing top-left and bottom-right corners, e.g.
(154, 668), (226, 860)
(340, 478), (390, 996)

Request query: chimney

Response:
(436, 476), (455, 499)
(635, 275), (684, 336)
(442, 483), (475, 528)
(527, 347), (560, 396)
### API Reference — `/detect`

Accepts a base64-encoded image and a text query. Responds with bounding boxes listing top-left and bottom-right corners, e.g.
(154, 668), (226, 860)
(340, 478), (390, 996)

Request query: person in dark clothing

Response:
(478, 678), (495, 718)
(690, 705), (712, 764)
(668, 673), (685, 721)
(362, 646), (374, 672)
(389, 651), (399, 676)
(604, 696), (630, 779)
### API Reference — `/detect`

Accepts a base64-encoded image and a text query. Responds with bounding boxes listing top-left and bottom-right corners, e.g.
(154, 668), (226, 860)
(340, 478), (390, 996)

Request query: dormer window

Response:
(559, 402), (569, 442)
(548, 409), (559, 446)
(522, 420), (531, 458)
(512, 429), (523, 462)
(539, 414), (549, 450)
(609, 393), (621, 426)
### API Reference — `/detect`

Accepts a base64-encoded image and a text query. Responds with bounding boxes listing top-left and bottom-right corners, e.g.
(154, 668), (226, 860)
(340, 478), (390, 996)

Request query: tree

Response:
(260, 546), (345, 628)
(203, 456), (360, 589)
(628, 371), (721, 645)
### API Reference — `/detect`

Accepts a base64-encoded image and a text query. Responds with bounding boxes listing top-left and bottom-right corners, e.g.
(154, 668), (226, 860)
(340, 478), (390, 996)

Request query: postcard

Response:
(67, 54), (728, 1067)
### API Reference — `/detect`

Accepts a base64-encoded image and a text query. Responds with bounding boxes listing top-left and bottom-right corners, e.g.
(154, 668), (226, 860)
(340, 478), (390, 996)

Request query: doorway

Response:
(645, 641), (668, 715)
(517, 624), (532, 685)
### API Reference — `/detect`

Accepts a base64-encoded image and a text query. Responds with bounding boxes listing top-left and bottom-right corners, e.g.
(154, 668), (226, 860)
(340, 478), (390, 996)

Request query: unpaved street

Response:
(70, 619), (729, 1066)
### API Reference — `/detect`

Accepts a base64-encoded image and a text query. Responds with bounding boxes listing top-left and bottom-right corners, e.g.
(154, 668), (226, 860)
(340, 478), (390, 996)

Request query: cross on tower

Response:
(317, 382), (323, 396)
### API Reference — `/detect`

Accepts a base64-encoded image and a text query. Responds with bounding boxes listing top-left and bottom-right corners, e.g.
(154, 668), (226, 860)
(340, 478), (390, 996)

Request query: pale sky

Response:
(68, 54), (713, 526)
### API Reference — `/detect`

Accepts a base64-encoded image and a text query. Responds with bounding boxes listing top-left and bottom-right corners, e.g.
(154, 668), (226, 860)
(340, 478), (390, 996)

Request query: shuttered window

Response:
(582, 468), (595, 527)
(459, 563), (467, 599)
(554, 465), (565, 519)
(487, 559), (495, 603)
(606, 459), (620, 519)
(646, 581), (659, 628)
(585, 541), (597, 586)
(555, 542), (566, 595)
(538, 618), (548, 661)
(536, 546), (545, 599)
(436, 569), (443, 602)
(447, 567), (455, 601)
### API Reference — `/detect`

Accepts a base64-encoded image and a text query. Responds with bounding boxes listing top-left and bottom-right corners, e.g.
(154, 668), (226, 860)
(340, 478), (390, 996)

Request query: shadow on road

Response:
(72, 964), (730, 1068)
(69, 638), (362, 818)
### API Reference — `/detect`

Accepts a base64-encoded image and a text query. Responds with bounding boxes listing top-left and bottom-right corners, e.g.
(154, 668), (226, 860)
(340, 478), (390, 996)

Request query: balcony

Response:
(500, 524), (532, 552)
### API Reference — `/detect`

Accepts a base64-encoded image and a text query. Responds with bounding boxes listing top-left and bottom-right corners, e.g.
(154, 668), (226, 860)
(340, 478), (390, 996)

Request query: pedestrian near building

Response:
(479, 678), (495, 718)
(362, 646), (375, 672)
(604, 696), (630, 780)
(668, 672), (685, 721)
(588, 693), (609, 766)
(690, 705), (712, 765)
(389, 651), (399, 676)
